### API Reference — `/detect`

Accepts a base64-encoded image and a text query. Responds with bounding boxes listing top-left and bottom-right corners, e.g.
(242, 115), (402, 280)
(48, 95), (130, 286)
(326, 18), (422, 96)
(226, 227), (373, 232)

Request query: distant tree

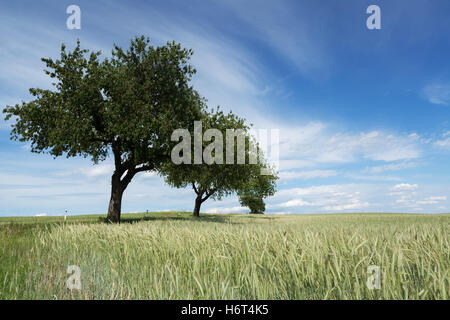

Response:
(239, 195), (265, 214)
(238, 167), (277, 214)
(3, 36), (204, 223)
(161, 108), (274, 217)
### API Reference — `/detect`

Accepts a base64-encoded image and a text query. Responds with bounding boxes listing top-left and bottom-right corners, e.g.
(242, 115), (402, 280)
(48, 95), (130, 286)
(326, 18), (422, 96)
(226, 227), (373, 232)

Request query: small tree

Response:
(239, 195), (265, 214)
(238, 167), (278, 214)
(3, 36), (204, 222)
(161, 108), (271, 217)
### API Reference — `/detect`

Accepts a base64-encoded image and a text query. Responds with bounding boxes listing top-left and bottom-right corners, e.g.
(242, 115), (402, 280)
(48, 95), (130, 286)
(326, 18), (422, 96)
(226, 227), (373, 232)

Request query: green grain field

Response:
(0, 212), (448, 300)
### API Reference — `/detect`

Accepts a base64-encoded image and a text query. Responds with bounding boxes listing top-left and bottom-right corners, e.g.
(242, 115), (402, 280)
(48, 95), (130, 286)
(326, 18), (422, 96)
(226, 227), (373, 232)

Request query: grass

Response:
(0, 212), (448, 299)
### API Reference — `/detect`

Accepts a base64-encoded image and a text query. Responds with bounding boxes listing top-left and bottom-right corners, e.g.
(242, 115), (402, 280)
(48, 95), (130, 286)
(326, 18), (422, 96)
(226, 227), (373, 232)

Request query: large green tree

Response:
(3, 36), (204, 222)
(161, 108), (276, 217)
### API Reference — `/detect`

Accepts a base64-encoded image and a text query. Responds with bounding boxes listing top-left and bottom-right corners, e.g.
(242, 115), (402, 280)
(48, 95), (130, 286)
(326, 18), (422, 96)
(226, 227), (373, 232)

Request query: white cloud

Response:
(224, 0), (329, 78)
(21, 143), (31, 151)
(265, 182), (448, 213)
(388, 182), (447, 209)
(269, 184), (371, 212)
(205, 206), (247, 214)
(322, 199), (370, 211)
(278, 159), (316, 170)
(390, 183), (419, 192)
(416, 196), (447, 205)
(0, 11), (111, 92)
(277, 124), (422, 170)
(279, 170), (337, 180)
(395, 195), (447, 208)
(423, 82), (450, 106)
(277, 199), (312, 208)
(432, 131), (450, 150)
(434, 138), (450, 149)
(428, 196), (447, 201)
(365, 161), (418, 174)
(140, 171), (157, 179)
(80, 164), (114, 178)
(34, 213), (47, 217)
(347, 174), (402, 182)
(0, 96), (21, 130)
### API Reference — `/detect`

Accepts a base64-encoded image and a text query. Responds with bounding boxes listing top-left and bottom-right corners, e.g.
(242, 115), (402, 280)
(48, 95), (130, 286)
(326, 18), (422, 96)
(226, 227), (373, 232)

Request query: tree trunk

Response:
(107, 174), (124, 223)
(193, 195), (202, 217)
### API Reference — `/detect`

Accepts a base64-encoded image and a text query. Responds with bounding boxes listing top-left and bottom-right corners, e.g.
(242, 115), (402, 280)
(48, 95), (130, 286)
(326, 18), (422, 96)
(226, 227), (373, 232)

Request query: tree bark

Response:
(192, 186), (217, 217)
(193, 195), (202, 217)
(107, 174), (124, 223)
(105, 140), (152, 223)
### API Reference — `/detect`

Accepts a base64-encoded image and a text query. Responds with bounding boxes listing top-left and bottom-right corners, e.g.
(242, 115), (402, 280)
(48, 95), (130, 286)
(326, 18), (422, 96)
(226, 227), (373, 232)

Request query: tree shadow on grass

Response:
(99, 213), (241, 225)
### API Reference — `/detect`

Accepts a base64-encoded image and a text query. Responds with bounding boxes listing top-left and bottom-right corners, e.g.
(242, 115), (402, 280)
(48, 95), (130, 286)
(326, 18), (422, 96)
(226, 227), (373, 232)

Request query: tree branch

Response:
(192, 182), (199, 195)
(120, 168), (136, 187)
(135, 164), (155, 173)
(112, 139), (124, 172)
(201, 188), (216, 202)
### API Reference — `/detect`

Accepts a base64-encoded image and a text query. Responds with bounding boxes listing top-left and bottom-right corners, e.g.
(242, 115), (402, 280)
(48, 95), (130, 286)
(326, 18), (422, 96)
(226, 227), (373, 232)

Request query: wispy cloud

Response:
(388, 182), (447, 209)
(224, 0), (330, 79)
(80, 164), (114, 178)
(423, 82), (450, 106)
(416, 196), (447, 205)
(205, 206), (247, 214)
(277, 123), (422, 169)
(279, 170), (337, 180)
(390, 183), (419, 192)
(434, 138), (450, 149)
(268, 184), (370, 212)
(364, 161), (418, 174)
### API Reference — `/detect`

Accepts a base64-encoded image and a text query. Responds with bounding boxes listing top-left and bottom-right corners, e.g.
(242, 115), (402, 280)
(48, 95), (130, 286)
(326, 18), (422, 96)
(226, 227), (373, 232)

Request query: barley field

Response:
(0, 212), (448, 300)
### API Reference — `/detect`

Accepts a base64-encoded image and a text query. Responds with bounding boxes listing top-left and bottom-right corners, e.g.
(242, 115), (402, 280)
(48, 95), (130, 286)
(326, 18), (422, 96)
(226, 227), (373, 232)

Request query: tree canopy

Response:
(3, 36), (205, 222)
(238, 167), (278, 214)
(160, 107), (277, 216)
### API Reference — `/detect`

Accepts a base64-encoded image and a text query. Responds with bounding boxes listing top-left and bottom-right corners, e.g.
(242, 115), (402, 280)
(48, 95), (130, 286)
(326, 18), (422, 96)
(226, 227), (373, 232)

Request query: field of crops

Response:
(0, 212), (448, 299)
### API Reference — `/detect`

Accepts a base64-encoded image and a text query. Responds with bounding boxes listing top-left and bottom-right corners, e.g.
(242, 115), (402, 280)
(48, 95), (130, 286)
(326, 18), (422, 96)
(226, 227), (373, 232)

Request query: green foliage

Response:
(239, 195), (266, 214)
(238, 165), (278, 214)
(163, 108), (246, 198)
(3, 36), (205, 221)
(160, 107), (273, 215)
(3, 36), (203, 166)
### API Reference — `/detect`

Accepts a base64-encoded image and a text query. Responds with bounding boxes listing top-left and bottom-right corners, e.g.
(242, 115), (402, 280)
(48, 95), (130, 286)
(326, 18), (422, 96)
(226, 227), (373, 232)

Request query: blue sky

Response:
(1, 0), (450, 216)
